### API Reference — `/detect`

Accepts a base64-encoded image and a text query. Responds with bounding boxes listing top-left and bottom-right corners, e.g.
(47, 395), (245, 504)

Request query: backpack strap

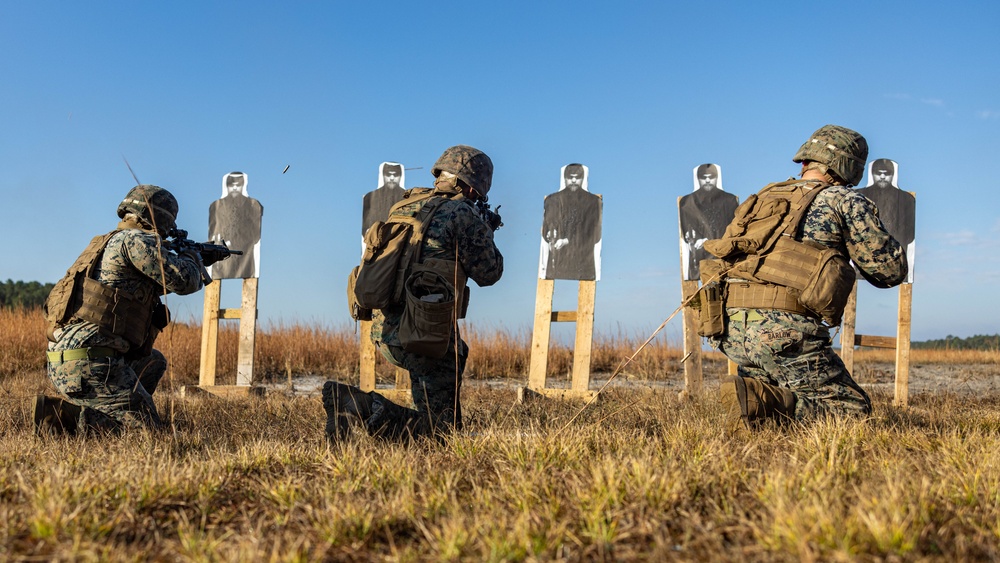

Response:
(385, 187), (463, 304)
(758, 180), (830, 254)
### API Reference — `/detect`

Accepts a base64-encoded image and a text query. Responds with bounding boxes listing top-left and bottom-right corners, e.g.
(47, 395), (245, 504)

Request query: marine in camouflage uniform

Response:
(36, 185), (204, 434)
(709, 125), (907, 425)
(324, 145), (503, 441)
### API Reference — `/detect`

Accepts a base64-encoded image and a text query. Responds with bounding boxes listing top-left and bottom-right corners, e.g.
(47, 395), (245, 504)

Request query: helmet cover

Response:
(431, 145), (493, 200)
(792, 125), (868, 186)
(116, 184), (179, 233)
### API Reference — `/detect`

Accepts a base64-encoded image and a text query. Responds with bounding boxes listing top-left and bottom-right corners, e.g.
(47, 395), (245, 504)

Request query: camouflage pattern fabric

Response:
(368, 188), (503, 439)
(366, 337), (469, 440)
(710, 181), (907, 420)
(713, 309), (872, 419)
(799, 184), (906, 285)
(48, 228), (202, 431)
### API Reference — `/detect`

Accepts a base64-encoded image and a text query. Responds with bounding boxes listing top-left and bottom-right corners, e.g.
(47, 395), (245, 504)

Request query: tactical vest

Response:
(700, 179), (855, 326)
(44, 223), (162, 347)
(350, 187), (469, 319)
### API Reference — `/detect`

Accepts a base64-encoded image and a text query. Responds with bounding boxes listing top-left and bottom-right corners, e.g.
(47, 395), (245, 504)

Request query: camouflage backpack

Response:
(348, 187), (460, 320)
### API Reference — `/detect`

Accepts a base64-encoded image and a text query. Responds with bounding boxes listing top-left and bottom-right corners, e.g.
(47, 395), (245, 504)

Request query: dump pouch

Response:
(399, 270), (455, 359)
(416, 257), (469, 319)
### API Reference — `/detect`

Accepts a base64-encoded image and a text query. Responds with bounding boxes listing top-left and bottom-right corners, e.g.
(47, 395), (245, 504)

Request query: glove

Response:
(179, 247), (203, 265)
(200, 248), (224, 267)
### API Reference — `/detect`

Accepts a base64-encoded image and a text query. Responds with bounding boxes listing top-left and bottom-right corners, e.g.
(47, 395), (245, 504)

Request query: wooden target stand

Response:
(519, 278), (599, 402)
(181, 278), (265, 398)
(678, 195), (738, 398)
(838, 280), (913, 406)
(358, 320), (413, 406)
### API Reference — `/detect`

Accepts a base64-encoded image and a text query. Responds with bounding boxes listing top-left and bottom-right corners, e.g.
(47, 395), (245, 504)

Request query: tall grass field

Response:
(2, 307), (998, 560)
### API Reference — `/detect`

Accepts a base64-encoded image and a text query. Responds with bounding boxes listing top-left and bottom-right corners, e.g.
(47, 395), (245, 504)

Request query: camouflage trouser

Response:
(369, 333), (468, 440)
(47, 349), (167, 431)
(709, 309), (871, 420)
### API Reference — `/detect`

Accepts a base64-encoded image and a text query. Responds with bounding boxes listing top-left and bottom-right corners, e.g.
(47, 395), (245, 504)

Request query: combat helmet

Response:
(116, 184), (179, 234)
(792, 125), (868, 186)
(431, 145), (494, 201)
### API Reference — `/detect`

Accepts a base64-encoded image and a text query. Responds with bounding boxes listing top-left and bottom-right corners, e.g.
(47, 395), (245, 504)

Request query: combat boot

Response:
(32, 395), (82, 436)
(321, 381), (375, 442)
(720, 376), (797, 430)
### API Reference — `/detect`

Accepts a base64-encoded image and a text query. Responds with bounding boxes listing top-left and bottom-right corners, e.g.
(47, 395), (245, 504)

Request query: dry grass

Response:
(2, 372), (999, 561)
(4, 307), (1000, 560)
(2, 309), (689, 386)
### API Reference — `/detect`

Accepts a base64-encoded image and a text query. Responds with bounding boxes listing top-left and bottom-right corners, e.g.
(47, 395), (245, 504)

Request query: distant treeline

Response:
(0, 280), (54, 310)
(912, 334), (1000, 351)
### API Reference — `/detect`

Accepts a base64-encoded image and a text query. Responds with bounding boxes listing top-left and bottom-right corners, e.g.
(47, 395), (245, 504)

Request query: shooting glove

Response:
(179, 248), (203, 265)
(200, 248), (224, 267)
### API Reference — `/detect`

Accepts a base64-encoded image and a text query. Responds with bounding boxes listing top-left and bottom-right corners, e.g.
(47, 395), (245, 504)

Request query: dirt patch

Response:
(853, 362), (1000, 395)
(264, 360), (999, 398)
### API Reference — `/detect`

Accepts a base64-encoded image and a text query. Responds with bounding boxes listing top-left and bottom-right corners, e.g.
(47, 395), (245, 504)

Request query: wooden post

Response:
(894, 283), (913, 406)
(199, 280), (221, 386)
(359, 319), (377, 391)
(528, 278), (555, 390)
(839, 281), (859, 374)
(571, 280), (596, 392)
(521, 278), (599, 402)
(236, 278), (258, 386)
(680, 279), (703, 395)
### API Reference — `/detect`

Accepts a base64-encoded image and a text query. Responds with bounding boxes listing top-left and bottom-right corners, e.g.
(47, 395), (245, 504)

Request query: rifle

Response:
(475, 199), (503, 231)
(164, 228), (243, 285)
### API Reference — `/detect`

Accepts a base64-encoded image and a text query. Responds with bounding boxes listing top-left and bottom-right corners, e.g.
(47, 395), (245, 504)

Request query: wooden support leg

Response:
(894, 283), (913, 407)
(359, 319), (376, 392)
(840, 281), (859, 375)
(236, 278), (258, 386)
(528, 279), (555, 390)
(571, 280), (596, 392)
(199, 280), (221, 386)
(680, 279), (703, 394)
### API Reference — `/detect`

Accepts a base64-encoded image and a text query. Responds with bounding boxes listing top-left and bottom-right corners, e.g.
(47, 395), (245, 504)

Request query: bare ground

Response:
(261, 359), (1000, 400)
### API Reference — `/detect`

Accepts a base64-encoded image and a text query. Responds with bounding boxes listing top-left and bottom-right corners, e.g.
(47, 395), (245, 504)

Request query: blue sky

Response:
(2, 1), (998, 342)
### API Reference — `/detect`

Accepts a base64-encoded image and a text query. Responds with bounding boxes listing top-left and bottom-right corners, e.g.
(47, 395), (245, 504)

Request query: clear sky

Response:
(2, 1), (998, 343)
